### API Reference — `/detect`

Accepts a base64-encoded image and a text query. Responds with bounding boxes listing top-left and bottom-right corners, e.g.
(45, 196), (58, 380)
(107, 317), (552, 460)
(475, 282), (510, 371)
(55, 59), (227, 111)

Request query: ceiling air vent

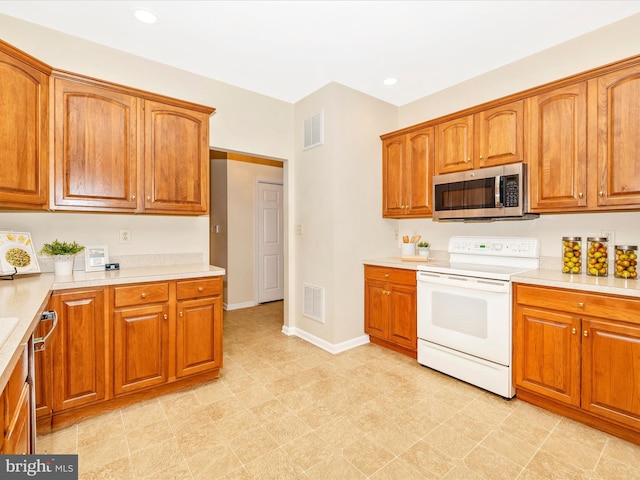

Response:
(303, 111), (323, 150)
(303, 283), (324, 323)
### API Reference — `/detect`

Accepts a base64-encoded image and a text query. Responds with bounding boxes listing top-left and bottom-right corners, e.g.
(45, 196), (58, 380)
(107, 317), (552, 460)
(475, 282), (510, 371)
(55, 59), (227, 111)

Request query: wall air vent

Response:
(303, 111), (324, 150)
(303, 283), (324, 323)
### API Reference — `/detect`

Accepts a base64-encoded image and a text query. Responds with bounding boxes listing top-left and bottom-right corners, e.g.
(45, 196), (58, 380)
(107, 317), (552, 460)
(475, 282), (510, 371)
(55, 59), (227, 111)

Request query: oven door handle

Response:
(417, 272), (509, 293)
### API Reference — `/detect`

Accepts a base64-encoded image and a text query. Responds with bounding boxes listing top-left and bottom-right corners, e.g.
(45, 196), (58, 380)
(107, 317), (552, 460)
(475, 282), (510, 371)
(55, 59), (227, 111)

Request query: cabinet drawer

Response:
(176, 277), (222, 300)
(364, 265), (416, 286)
(514, 284), (640, 324)
(114, 282), (169, 308)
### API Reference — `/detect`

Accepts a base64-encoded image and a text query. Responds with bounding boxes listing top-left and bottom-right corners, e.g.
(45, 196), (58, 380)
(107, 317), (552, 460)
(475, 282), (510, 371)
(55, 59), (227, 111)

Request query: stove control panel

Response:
(448, 236), (539, 258)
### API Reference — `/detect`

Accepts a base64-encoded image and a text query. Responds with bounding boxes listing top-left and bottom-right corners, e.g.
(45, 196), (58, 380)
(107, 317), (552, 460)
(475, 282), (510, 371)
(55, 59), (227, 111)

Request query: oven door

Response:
(417, 270), (511, 365)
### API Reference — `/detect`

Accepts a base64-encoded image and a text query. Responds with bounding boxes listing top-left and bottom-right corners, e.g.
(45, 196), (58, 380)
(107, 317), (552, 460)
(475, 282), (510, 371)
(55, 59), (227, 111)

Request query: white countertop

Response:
(0, 264), (225, 392)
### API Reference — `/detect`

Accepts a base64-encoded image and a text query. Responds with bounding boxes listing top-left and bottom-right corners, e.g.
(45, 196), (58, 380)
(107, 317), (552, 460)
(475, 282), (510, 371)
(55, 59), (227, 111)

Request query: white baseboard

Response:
(281, 326), (369, 355)
(224, 301), (258, 311)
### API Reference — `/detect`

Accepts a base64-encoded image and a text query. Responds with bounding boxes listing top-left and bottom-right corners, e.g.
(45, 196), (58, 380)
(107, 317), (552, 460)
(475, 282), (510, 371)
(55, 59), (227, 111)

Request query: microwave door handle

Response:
(495, 176), (503, 207)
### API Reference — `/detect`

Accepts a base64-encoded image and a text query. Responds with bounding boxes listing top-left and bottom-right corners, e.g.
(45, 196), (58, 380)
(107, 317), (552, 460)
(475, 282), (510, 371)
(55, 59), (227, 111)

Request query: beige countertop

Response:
(512, 268), (640, 298)
(363, 257), (640, 298)
(363, 256), (433, 270)
(0, 263), (225, 393)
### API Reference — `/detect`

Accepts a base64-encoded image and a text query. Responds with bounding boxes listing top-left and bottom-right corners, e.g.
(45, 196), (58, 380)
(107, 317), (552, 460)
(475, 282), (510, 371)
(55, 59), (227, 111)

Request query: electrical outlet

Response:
(119, 229), (131, 244)
(601, 229), (615, 248)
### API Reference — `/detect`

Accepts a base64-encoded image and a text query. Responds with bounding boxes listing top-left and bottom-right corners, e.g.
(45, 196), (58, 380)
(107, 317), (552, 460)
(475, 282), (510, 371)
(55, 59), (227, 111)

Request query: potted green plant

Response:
(39, 240), (84, 276)
(417, 241), (430, 257)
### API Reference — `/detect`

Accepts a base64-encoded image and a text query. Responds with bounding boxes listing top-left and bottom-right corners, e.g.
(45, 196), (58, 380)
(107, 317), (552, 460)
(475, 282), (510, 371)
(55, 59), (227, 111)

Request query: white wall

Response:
(292, 82), (397, 347)
(226, 161), (283, 308)
(0, 14), (293, 268)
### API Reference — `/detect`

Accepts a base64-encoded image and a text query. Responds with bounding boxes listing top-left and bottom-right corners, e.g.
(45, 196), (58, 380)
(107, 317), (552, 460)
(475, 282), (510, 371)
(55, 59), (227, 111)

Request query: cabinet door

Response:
(435, 114), (473, 174)
(50, 289), (107, 411)
(113, 304), (170, 395)
(176, 296), (222, 377)
(387, 283), (416, 350)
(143, 100), (209, 214)
(3, 383), (30, 455)
(476, 100), (524, 168)
(382, 136), (406, 217)
(595, 65), (640, 207)
(0, 46), (49, 209)
(406, 127), (434, 216)
(52, 76), (139, 211)
(582, 318), (640, 430)
(513, 306), (581, 406)
(527, 83), (588, 211)
(364, 279), (388, 339)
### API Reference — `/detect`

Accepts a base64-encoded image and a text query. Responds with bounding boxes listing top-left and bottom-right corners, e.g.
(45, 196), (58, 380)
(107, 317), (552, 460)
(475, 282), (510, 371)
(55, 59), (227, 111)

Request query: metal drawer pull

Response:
(163, 314), (168, 320)
(34, 310), (58, 352)
(577, 302), (584, 308)
(384, 273), (390, 278)
(571, 328), (577, 335)
(584, 330), (588, 337)
(179, 311), (183, 317)
(141, 293), (147, 298)
(198, 287), (204, 292)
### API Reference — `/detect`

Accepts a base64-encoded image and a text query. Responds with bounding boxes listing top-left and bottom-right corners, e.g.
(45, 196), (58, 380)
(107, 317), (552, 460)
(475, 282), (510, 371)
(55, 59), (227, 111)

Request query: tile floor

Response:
(37, 301), (640, 479)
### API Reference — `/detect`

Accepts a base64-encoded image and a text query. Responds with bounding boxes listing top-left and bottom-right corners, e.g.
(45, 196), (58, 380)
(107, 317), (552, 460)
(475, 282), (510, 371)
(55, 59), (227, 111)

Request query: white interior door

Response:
(258, 182), (284, 303)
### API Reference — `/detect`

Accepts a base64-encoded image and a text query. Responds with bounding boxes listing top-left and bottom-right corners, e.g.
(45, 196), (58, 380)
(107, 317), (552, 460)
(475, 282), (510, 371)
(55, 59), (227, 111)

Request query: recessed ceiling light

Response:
(134, 9), (158, 24)
(383, 78), (398, 86)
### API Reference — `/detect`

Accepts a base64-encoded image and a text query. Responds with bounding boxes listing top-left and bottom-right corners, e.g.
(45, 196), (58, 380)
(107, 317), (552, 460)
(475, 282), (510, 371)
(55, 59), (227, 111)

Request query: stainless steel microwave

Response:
(432, 163), (538, 221)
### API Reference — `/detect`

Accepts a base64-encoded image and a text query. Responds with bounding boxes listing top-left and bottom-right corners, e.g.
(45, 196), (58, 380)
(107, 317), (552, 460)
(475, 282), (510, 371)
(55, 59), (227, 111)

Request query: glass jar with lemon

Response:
(614, 245), (637, 279)
(562, 236), (582, 274)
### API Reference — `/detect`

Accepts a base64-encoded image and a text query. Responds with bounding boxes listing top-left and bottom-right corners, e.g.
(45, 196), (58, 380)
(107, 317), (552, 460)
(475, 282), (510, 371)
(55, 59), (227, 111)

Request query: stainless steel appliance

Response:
(432, 163), (537, 221)
(416, 236), (539, 398)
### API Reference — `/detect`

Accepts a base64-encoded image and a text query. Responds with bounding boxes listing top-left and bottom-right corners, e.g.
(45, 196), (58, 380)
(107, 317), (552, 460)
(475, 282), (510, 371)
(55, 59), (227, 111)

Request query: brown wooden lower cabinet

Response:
(35, 276), (223, 431)
(364, 265), (417, 358)
(513, 283), (640, 445)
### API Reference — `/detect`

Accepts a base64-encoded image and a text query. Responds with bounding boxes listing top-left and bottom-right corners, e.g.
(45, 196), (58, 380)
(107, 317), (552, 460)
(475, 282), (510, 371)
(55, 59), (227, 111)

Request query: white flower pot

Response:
(417, 247), (430, 257)
(53, 255), (75, 276)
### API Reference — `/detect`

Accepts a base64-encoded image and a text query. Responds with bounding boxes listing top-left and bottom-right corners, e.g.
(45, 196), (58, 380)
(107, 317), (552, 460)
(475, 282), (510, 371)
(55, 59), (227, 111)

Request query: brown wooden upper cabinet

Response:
(593, 64), (640, 209)
(50, 72), (214, 215)
(527, 82), (588, 211)
(382, 126), (434, 218)
(435, 100), (524, 175)
(0, 40), (51, 210)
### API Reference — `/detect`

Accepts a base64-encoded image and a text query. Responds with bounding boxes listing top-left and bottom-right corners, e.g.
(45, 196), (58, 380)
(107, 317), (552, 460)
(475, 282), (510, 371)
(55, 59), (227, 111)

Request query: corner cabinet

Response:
(381, 126), (434, 218)
(364, 265), (417, 358)
(0, 40), (51, 210)
(50, 71), (213, 215)
(513, 283), (640, 444)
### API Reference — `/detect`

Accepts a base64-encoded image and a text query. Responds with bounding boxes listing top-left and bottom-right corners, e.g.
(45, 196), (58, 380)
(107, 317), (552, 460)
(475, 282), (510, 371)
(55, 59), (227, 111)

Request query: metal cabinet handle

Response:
(599, 191), (604, 197)
(147, 196), (151, 201)
(571, 328), (577, 335)
(577, 302), (584, 308)
(141, 293), (147, 298)
(34, 310), (58, 352)
(583, 330), (588, 337)
(163, 314), (168, 320)
(179, 311), (183, 317)
(198, 287), (204, 292)
(384, 273), (390, 278)
(578, 192), (583, 199)
(131, 195), (136, 201)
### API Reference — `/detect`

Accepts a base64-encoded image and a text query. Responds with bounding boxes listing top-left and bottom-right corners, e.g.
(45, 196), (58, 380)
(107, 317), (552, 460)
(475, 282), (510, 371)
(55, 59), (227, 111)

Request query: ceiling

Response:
(1, 1), (640, 106)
